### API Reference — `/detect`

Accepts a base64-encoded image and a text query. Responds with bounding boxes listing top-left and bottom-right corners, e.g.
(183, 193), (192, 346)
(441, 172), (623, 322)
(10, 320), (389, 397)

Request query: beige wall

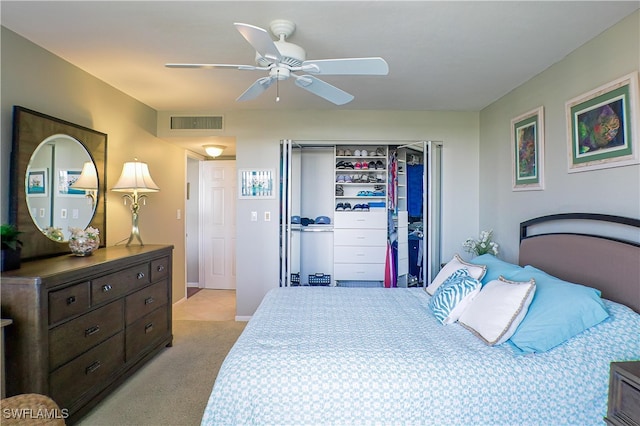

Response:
(221, 110), (480, 317)
(1, 27), (187, 301)
(6, 10), (636, 318)
(1, 27), (480, 316)
(478, 10), (640, 262)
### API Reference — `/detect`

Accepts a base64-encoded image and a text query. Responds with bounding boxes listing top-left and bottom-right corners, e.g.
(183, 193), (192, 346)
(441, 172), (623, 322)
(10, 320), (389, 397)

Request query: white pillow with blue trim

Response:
(426, 254), (487, 296)
(429, 268), (481, 324)
(459, 276), (536, 346)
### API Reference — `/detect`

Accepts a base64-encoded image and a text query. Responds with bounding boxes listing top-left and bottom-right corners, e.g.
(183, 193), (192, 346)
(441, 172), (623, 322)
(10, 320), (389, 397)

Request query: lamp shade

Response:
(203, 145), (225, 157)
(71, 161), (98, 190)
(112, 160), (159, 192)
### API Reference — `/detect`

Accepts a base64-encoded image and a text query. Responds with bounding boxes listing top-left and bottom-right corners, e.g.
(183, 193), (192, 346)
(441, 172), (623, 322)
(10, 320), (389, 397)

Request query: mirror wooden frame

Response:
(10, 106), (107, 260)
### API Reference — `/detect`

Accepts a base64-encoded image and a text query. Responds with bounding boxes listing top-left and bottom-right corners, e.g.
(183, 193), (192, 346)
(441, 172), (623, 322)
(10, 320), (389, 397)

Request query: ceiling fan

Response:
(166, 19), (389, 105)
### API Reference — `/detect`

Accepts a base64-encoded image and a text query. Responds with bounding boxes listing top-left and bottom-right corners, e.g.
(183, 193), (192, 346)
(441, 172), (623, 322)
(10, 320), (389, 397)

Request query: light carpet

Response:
(77, 320), (245, 426)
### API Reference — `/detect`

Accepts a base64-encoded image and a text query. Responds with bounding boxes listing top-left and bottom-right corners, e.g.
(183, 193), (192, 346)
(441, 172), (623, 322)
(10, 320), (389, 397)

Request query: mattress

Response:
(201, 287), (640, 425)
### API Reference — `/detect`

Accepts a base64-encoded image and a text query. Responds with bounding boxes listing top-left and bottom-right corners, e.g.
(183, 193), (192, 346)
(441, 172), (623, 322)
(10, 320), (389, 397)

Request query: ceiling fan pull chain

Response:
(276, 69), (280, 102)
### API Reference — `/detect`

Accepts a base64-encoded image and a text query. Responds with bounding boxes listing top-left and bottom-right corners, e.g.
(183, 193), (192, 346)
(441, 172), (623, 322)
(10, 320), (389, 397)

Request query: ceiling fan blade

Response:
(165, 63), (263, 71)
(301, 57), (389, 75)
(294, 75), (354, 105)
(236, 76), (275, 102)
(234, 23), (282, 63)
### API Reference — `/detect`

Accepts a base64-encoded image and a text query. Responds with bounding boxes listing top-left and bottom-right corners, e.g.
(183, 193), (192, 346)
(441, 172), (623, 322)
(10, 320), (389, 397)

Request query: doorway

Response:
(200, 160), (237, 290)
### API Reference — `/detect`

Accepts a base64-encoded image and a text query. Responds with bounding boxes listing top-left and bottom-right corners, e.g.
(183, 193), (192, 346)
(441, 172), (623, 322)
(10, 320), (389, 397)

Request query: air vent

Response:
(170, 116), (223, 130)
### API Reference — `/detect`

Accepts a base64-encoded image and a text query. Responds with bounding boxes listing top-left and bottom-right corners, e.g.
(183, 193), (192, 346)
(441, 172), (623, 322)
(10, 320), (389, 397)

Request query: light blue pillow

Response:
(507, 265), (610, 354)
(470, 254), (524, 285)
(429, 268), (481, 324)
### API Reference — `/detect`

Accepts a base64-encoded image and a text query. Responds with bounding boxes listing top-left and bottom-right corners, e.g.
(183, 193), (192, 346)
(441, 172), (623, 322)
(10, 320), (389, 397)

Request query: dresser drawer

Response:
(49, 300), (124, 370)
(151, 257), (170, 282)
(92, 263), (150, 305)
(50, 331), (125, 410)
(334, 263), (385, 281)
(334, 229), (386, 247)
(125, 280), (169, 325)
(335, 245), (386, 264)
(49, 282), (90, 325)
(126, 307), (169, 362)
(334, 211), (386, 229)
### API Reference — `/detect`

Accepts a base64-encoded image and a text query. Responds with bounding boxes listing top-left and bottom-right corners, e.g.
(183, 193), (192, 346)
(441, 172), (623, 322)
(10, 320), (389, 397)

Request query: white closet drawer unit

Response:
(334, 211), (386, 229)
(334, 263), (385, 281)
(334, 229), (386, 247)
(335, 245), (387, 264)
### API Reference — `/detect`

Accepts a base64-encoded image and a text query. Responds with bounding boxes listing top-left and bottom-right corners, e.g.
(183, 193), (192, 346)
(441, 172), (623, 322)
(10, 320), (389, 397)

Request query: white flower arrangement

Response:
(463, 229), (499, 256)
(68, 226), (100, 256)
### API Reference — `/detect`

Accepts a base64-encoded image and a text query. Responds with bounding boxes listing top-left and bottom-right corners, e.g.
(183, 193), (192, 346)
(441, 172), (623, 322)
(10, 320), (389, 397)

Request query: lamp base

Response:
(125, 206), (145, 246)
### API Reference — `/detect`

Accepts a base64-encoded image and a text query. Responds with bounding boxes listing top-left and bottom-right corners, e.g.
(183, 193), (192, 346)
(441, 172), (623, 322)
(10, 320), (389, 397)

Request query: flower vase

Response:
(68, 227), (100, 256)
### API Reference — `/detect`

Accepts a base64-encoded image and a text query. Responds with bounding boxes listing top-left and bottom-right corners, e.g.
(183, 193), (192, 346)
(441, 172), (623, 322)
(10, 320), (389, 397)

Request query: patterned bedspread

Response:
(201, 287), (640, 425)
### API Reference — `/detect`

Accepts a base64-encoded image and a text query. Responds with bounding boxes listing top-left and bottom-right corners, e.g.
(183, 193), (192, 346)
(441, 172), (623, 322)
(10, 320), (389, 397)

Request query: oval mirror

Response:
(25, 134), (98, 242)
(10, 107), (106, 260)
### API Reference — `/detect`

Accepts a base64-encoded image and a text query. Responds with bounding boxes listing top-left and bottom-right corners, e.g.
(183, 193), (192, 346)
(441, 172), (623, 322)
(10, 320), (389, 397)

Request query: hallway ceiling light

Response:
(204, 144), (225, 157)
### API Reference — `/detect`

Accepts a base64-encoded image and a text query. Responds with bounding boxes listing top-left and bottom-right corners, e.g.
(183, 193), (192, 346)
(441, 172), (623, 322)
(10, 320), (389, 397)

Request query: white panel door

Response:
(201, 160), (236, 289)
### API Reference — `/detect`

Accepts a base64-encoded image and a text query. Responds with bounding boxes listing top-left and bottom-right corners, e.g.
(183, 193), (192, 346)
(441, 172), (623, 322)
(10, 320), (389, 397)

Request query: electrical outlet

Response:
(61, 209), (67, 219)
(251, 211), (258, 222)
(264, 211), (271, 222)
(72, 209), (79, 219)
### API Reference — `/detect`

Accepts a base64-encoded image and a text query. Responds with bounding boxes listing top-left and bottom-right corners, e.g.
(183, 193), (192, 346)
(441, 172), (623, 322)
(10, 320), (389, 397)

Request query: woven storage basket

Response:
(0, 393), (66, 425)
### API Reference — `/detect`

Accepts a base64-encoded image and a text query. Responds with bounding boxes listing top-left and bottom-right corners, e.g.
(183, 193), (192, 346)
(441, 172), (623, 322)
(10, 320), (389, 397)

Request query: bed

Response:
(201, 213), (640, 425)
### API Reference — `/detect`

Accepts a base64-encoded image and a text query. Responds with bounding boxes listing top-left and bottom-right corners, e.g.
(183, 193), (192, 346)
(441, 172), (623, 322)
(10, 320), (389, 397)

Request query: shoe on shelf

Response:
(335, 185), (344, 196)
(368, 161), (375, 169)
(375, 160), (384, 169)
(345, 175), (353, 183)
(335, 203), (344, 211)
(344, 162), (354, 169)
(362, 161), (369, 170)
(337, 148), (345, 156)
(353, 204), (362, 211)
(343, 202), (352, 211)
(344, 149), (352, 156)
(361, 149), (368, 157)
(336, 161), (346, 169)
(376, 147), (385, 156)
(355, 162), (362, 170)
(337, 175), (345, 183)
(354, 149), (361, 156)
(362, 203), (370, 211)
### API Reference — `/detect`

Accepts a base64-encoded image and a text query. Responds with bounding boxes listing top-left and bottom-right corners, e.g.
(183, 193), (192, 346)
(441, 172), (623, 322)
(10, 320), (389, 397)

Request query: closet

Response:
(280, 140), (442, 288)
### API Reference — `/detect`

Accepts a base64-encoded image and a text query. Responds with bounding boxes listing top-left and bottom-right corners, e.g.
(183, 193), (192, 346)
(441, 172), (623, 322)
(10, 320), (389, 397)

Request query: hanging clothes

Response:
(407, 164), (424, 219)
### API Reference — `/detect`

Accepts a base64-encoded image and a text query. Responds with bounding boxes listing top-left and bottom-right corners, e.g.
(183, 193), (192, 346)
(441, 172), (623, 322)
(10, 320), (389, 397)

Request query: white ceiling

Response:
(2, 1), (638, 156)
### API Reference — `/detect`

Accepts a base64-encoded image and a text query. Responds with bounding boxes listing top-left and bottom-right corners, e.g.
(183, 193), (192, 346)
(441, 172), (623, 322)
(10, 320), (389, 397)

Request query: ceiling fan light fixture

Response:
(204, 144), (225, 157)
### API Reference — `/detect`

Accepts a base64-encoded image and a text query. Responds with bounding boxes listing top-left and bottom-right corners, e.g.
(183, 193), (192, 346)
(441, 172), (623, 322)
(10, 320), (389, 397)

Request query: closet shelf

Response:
(292, 225), (334, 232)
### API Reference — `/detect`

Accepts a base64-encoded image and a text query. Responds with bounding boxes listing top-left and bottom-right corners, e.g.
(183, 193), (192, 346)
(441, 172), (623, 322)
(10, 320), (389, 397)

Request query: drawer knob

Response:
(66, 296), (77, 305)
(85, 361), (102, 375)
(85, 325), (101, 337)
(144, 297), (155, 305)
(137, 272), (145, 280)
(157, 265), (165, 272)
(102, 284), (112, 292)
(144, 323), (154, 334)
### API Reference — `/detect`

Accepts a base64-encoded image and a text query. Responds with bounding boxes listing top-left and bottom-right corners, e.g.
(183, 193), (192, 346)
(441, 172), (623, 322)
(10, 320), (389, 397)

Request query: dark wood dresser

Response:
(1, 245), (173, 424)
(605, 361), (640, 426)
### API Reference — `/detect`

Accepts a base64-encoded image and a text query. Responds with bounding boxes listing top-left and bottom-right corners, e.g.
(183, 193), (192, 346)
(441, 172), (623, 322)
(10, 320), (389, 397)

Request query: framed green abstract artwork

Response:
(566, 72), (639, 173)
(512, 106), (544, 191)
